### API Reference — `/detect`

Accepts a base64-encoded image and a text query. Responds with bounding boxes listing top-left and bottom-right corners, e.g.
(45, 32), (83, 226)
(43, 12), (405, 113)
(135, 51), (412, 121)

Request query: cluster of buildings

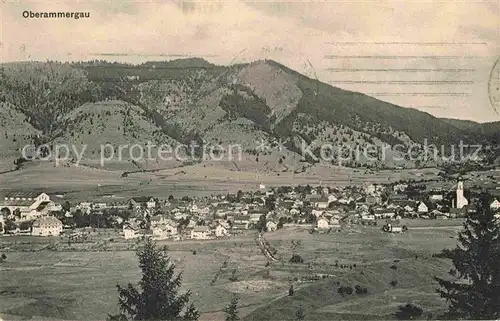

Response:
(1, 178), (500, 238)
(0, 192), (63, 236)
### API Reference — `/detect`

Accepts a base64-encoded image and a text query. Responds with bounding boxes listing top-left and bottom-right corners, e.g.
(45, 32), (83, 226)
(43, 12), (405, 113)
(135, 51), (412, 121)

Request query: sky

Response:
(1, 0), (499, 122)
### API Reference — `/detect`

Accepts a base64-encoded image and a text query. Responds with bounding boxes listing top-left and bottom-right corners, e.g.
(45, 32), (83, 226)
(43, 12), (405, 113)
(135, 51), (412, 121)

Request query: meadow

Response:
(0, 225), (459, 320)
(0, 160), (443, 201)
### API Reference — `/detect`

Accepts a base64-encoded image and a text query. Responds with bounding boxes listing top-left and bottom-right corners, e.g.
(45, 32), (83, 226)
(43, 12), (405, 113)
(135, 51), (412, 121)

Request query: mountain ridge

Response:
(0, 58), (497, 169)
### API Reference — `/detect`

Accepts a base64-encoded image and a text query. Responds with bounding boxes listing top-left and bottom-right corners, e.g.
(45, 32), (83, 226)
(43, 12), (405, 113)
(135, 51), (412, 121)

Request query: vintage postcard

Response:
(0, 1), (499, 320)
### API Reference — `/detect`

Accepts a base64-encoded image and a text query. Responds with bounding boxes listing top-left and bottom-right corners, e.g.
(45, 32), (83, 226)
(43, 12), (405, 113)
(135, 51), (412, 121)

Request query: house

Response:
(329, 216), (340, 225)
(191, 226), (211, 240)
(93, 202), (107, 210)
(373, 209), (396, 219)
(417, 202), (429, 213)
(385, 224), (403, 233)
(490, 199), (500, 210)
(305, 194), (322, 203)
(249, 212), (265, 224)
(328, 194), (338, 203)
(266, 221), (277, 232)
(152, 222), (178, 238)
(314, 197), (330, 209)
(76, 202), (93, 214)
(316, 217), (329, 229)
(233, 215), (250, 225)
(361, 213), (375, 221)
(364, 183), (377, 195)
(393, 184), (408, 193)
(429, 192), (444, 202)
(311, 209), (325, 218)
(123, 222), (140, 239)
(231, 216), (250, 230)
(31, 216), (63, 236)
(389, 194), (407, 205)
(128, 197), (156, 209)
(151, 215), (168, 225)
(432, 210), (449, 220)
(404, 204), (415, 212)
(215, 224), (229, 237)
(186, 219), (197, 229)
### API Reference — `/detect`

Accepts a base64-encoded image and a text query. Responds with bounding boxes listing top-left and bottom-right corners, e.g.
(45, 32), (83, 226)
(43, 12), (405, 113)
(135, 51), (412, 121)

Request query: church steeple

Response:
(455, 179), (468, 209)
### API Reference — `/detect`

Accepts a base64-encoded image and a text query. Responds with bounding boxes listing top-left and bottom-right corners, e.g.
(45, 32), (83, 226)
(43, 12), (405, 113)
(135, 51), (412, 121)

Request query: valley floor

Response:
(0, 160), (445, 201)
(0, 225), (458, 320)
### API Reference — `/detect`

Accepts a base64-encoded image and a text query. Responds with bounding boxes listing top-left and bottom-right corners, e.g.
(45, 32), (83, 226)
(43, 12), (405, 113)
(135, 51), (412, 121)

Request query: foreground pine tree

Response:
(110, 237), (199, 321)
(224, 294), (240, 321)
(434, 193), (500, 319)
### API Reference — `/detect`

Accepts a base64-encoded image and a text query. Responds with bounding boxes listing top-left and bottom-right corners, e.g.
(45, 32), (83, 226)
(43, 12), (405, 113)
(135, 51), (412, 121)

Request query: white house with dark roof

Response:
(417, 202), (429, 213)
(128, 197), (156, 209)
(123, 221), (141, 239)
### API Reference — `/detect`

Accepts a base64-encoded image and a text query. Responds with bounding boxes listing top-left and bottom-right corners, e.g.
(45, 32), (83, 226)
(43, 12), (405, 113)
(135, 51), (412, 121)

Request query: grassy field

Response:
(0, 160), (444, 201)
(0, 225), (459, 320)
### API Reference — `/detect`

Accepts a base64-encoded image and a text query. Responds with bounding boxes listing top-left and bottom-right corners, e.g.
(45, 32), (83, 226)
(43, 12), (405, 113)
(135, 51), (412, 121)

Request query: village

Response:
(1, 178), (500, 241)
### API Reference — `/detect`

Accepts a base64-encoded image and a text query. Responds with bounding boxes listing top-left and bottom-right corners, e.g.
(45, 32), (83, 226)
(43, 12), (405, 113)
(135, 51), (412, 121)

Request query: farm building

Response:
(127, 197), (157, 209)
(31, 216), (63, 236)
(0, 191), (59, 221)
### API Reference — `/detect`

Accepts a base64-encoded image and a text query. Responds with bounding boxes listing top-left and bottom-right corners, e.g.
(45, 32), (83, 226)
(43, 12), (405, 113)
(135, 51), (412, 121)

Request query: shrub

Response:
(338, 285), (353, 296)
(289, 254), (304, 264)
(390, 280), (398, 287)
(394, 303), (423, 320)
(390, 264), (397, 270)
(355, 285), (368, 295)
(337, 287), (344, 296)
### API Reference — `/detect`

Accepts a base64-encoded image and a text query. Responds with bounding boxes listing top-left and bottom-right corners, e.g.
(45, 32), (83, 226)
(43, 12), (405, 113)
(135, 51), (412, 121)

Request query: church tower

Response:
(456, 180), (469, 209)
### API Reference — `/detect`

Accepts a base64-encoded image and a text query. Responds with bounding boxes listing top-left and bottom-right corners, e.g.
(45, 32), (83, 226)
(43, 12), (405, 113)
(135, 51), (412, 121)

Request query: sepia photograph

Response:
(0, 0), (499, 320)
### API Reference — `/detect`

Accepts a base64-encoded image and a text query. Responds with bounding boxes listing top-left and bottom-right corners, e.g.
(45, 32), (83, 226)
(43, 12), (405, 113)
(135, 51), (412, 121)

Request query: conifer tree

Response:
(434, 193), (500, 319)
(224, 294), (240, 321)
(111, 238), (199, 320)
